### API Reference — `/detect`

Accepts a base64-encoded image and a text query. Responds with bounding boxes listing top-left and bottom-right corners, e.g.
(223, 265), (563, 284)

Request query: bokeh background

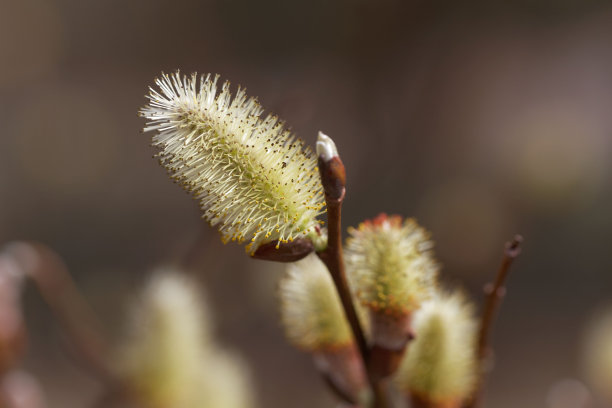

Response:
(2, 0), (612, 407)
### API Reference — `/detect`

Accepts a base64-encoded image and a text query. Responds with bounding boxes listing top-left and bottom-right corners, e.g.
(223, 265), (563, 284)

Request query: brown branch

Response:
(317, 195), (370, 367)
(2, 242), (117, 387)
(477, 235), (523, 361)
(318, 197), (389, 408)
(317, 150), (389, 408)
(464, 235), (523, 408)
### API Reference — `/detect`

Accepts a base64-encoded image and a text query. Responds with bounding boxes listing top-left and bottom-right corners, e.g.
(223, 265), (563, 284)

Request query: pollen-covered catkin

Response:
(140, 72), (325, 253)
(345, 213), (438, 316)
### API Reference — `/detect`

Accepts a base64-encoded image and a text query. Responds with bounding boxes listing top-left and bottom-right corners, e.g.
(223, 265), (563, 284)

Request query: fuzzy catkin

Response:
(396, 290), (478, 403)
(345, 214), (438, 316)
(117, 270), (255, 408)
(141, 72), (325, 253)
(279, 253), (358, 351)
(118, 271), (210, 407)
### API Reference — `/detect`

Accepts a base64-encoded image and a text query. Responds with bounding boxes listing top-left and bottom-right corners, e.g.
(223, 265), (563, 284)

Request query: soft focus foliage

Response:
(345, 214), (438, 316)
(279, 253), (356, 351)
(583, 308), (612, 401)
(116, 270), (254, 408)
(396, 290), (477, 403)
(197, 350), (256, 408)
(140, 72), (325, 253)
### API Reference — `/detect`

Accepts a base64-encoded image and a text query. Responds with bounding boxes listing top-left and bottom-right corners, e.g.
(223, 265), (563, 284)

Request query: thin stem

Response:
(316, 139), (389, 407)
(464, 235), (523, 408)
(3, 242), (116, 387)
(477, 235), (522, 361)
(317, 195), (389, 408)
(318, 195), (370, 364)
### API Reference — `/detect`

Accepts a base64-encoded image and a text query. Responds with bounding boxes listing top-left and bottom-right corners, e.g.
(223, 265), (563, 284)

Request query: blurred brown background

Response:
(1, 0), (612, 407)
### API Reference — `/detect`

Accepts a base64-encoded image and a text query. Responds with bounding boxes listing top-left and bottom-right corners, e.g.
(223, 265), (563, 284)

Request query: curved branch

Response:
(2, 242), (116, 387)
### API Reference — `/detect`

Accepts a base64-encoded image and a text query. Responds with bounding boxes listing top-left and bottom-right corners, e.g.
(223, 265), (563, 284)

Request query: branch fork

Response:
(315, 132), (392, 408)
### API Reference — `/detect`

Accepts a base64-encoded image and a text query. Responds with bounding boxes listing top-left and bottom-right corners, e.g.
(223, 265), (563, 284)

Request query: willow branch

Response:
(317, 194), (370, 365)
(2, 242), (116, 387)
(464, 235), (523, 408)
(318, 196), (389, 408)
(477, 235), (523, 361)
(316, 133), (389, 408)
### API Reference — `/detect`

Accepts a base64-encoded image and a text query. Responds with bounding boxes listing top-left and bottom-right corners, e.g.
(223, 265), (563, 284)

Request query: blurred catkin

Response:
(117, 270), (254, 408)
(279, 253), (357, 351)
(395, 290), (478, 406)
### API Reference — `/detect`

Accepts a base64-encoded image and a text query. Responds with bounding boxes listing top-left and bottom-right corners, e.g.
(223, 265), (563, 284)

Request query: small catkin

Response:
(395, 290), (478, 404)
(279, 253), (360, 351)
(345, 213), (439, 316)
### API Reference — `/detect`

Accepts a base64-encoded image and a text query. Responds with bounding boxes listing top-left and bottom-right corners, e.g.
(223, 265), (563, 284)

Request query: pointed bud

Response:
(316, 132), (345, 201)
(316, 132), (338, 161)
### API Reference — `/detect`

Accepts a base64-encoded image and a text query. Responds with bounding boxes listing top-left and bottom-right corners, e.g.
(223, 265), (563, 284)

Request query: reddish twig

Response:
(317, 149), (388, 408)
(317, 195), (370, 368)
(318, 198), (389, 408)
(2, 242), (116, 387)
(464, 235), (523, 408)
